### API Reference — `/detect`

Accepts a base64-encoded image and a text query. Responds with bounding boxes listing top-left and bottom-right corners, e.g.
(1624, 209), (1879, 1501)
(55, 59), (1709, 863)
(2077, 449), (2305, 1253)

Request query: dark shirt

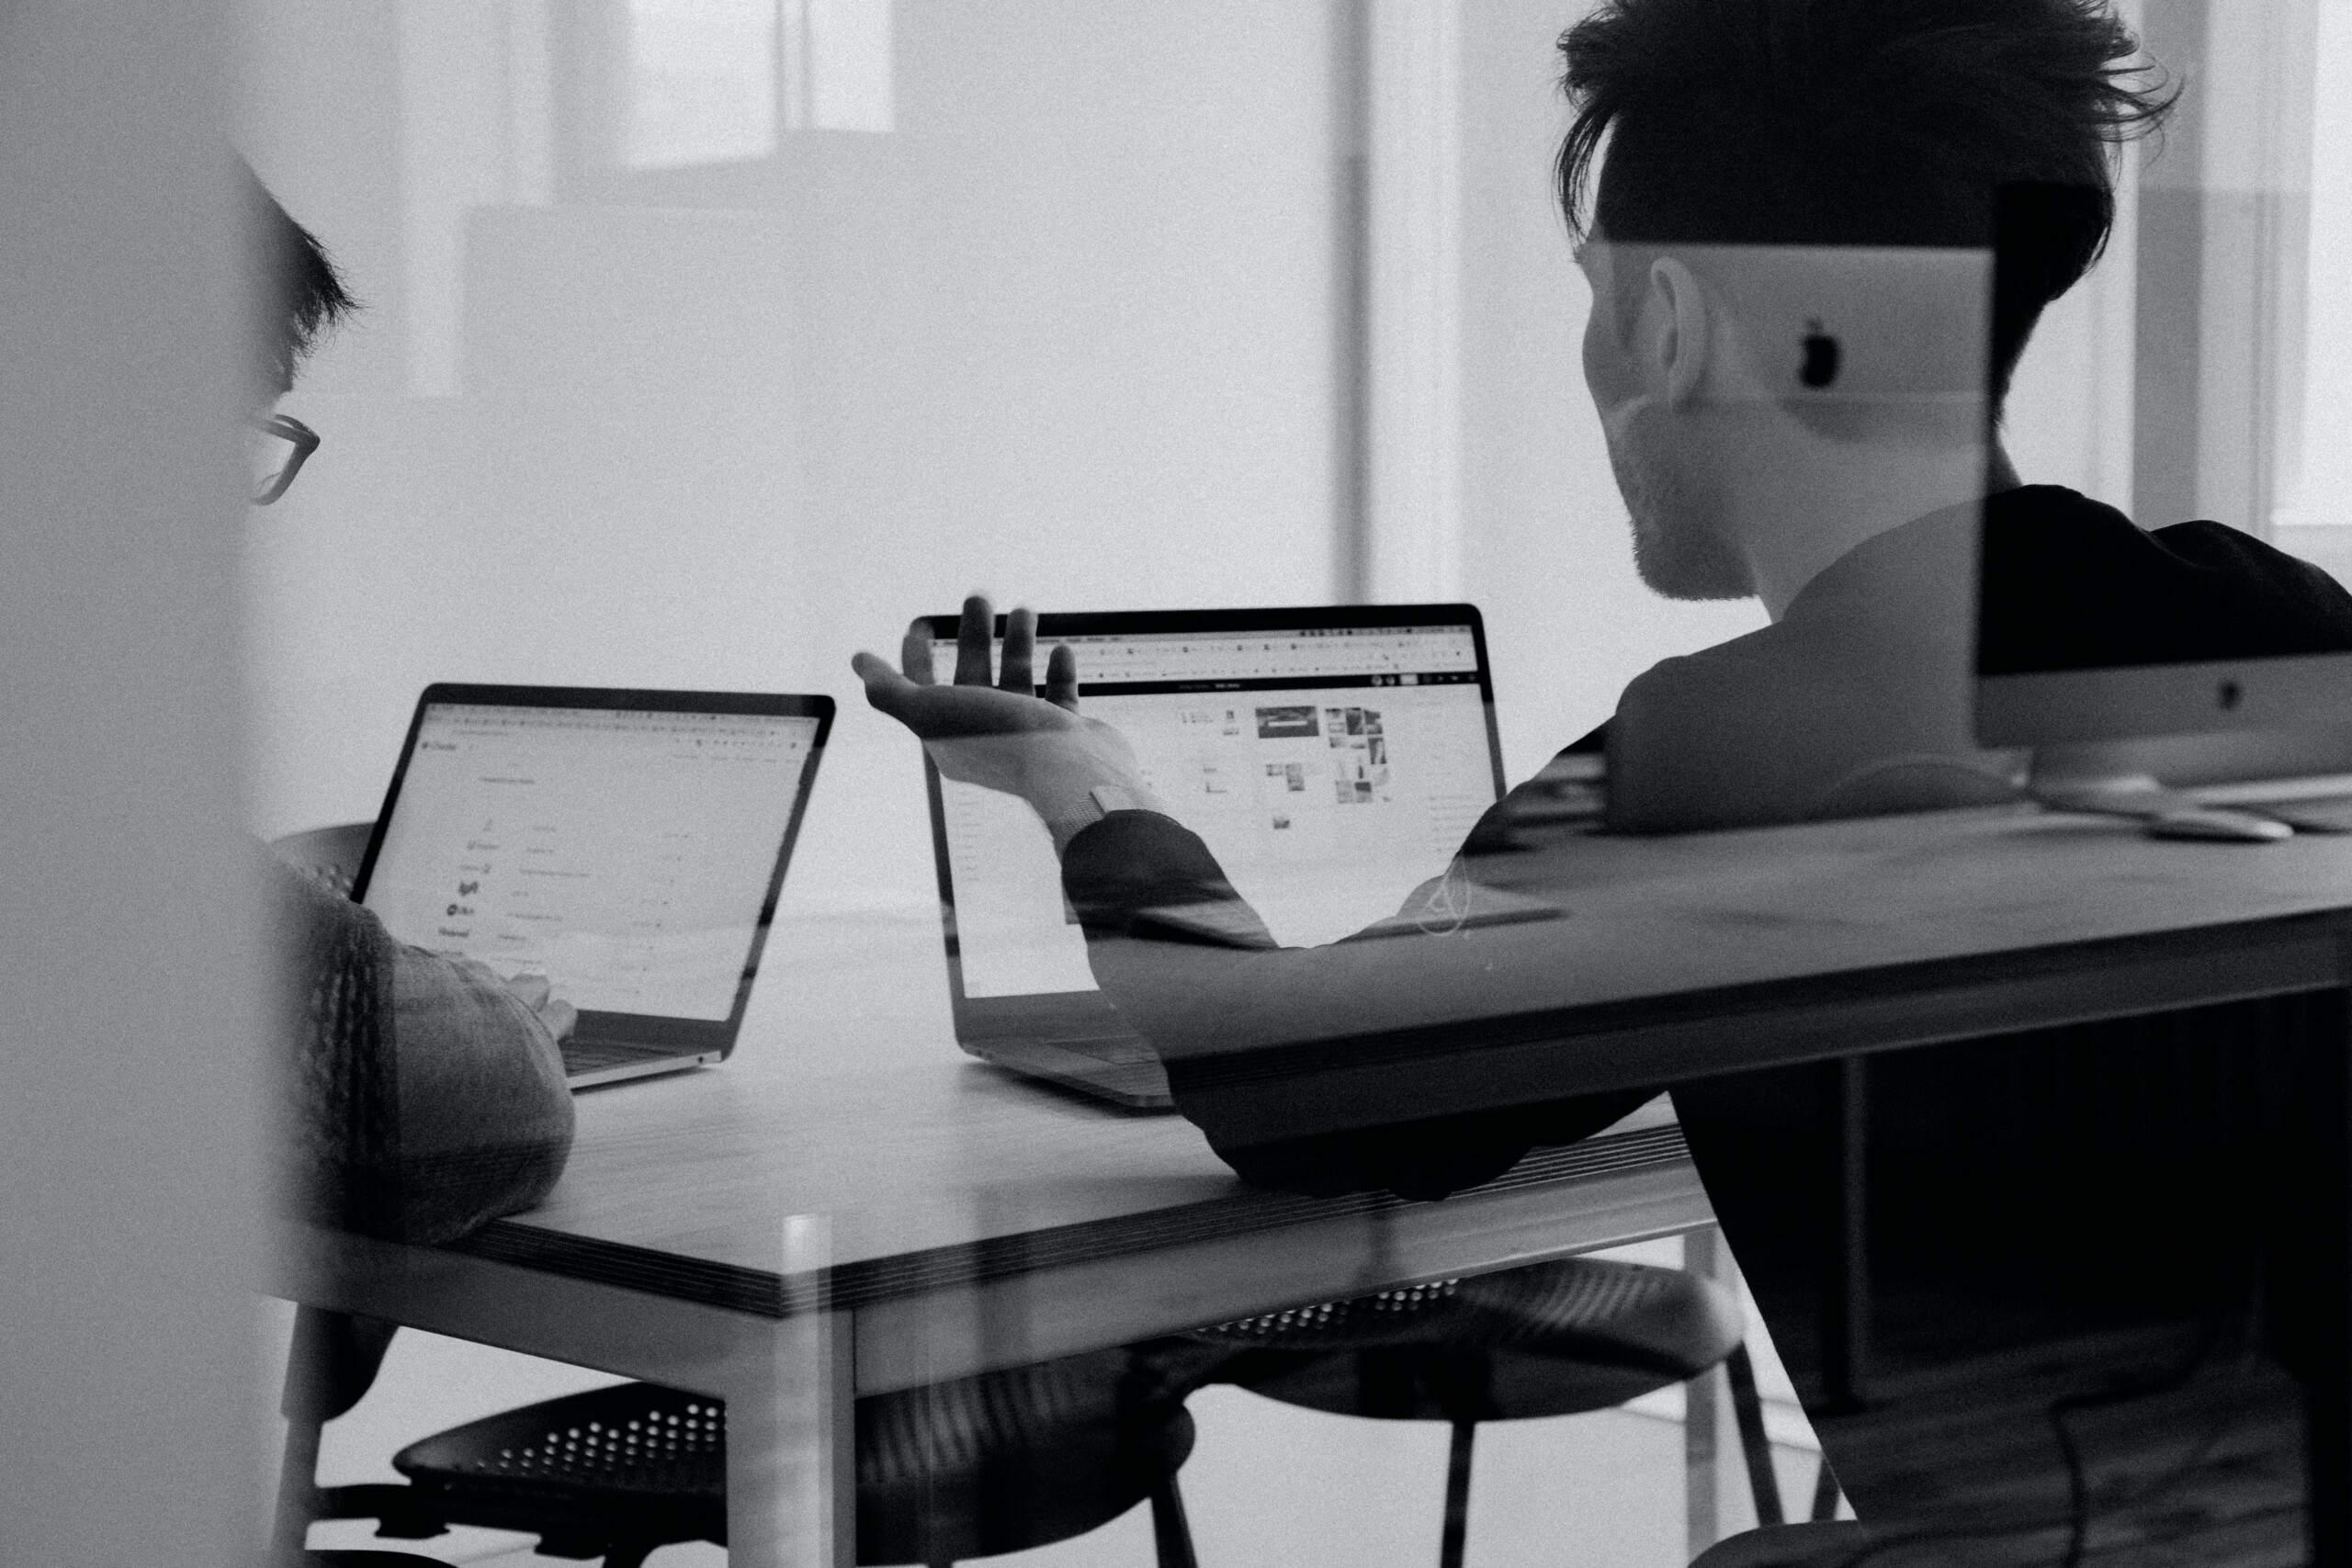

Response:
(1068, 487), (2352, 1527)
(1981, 485), (2352, 674)
(1062, 485), (2352, 1196)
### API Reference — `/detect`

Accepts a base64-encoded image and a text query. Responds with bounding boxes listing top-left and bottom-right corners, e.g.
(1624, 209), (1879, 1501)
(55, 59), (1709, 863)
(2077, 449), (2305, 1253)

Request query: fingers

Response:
(506, 972), (551, 1009)
(1046, 643), (1080, 711)
(955, 594), (995, 686)
(901, 618), (937, 684)
(852, 650), (920, 719)
(1001, 606), (1036, 694)
(540, 998), (579, 1043)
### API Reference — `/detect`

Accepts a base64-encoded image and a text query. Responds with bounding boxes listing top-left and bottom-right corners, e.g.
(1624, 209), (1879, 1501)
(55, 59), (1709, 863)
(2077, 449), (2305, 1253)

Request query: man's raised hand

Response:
(853, 593), (1157, 852)
(851, 595), (1082, 740)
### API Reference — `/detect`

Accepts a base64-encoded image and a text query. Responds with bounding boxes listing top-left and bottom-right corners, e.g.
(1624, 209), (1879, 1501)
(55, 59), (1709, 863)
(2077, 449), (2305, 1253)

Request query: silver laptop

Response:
(920, 605), (1515, 1109)
(352, 684), (832, 1087)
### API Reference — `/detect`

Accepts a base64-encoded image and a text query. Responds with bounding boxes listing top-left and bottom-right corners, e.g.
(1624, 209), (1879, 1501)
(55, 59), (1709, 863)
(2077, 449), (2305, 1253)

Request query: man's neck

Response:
(1744, 442), (2023, 621)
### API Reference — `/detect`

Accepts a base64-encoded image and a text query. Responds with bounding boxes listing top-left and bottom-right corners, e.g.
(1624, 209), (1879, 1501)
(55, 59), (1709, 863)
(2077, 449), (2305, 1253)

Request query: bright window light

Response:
(623, 0), (779, 169)
(2287, 1), (2352, 525)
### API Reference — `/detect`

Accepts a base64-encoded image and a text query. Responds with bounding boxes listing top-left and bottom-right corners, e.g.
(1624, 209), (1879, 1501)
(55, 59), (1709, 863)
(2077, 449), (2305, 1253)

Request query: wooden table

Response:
(274, 802), (2352, 1565)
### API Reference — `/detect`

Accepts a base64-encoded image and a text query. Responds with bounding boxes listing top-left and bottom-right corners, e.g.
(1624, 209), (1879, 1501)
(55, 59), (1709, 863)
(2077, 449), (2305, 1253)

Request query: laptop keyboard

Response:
(561, 1038), (675, 1077)
(1082, 1039), (1162, 1066)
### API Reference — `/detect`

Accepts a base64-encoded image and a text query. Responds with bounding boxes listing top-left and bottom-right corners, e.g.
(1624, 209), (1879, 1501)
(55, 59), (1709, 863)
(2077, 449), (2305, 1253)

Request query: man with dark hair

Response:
(855, 0), (2344, 1168)
(1553, 0), (2351, 830)
(854, 4), (2346, 1538)
(1556, 0), (2165, 406)
(243, 166), (578, 1250)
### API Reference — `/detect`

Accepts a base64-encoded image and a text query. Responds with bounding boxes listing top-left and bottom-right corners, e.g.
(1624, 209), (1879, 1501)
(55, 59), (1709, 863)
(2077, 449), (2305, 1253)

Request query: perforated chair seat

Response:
(356, 1349), (1195, 1566)
(1687, 1520), (1871, 1567)
(1186, 1257), (1745, 1422)
(388, 1384), (721, 1558)
(857, 1351), (1195, 1565)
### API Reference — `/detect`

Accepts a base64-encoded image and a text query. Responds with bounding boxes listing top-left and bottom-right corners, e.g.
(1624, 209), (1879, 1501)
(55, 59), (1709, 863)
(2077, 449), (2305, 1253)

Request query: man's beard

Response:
(1606, 418), (1752, 602)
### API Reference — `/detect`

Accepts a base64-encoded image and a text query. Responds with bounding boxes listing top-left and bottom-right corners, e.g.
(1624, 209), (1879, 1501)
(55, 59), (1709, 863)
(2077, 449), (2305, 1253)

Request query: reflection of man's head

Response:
(1555, 0), (2172, 600)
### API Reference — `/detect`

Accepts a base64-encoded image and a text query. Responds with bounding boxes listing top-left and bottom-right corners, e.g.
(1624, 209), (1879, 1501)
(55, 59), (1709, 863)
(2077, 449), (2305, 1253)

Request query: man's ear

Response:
(1647, 257), (1710, 409)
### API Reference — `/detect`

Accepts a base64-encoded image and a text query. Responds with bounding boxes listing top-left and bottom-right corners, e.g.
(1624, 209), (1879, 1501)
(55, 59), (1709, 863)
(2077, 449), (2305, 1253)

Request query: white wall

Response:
(0, 4), (261, 1563)
(243, 0), (1346, 898)
(244, 0), (1828, 839)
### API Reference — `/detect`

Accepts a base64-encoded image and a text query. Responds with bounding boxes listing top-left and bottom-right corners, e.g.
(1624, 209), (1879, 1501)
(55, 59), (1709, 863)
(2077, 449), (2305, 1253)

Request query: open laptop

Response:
(351, 684), (833, 1088)
(920, 605), (1521, 1109)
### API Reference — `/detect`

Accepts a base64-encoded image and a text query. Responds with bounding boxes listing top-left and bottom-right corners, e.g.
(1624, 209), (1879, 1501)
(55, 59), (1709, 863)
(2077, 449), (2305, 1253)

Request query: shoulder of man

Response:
(1985, 485), (2352, 669)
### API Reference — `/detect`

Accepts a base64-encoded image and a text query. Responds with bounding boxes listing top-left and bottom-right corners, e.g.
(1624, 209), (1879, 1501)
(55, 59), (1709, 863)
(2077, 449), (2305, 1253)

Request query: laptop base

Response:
(563, 1041), (722, 1090)
(965, 1041), (1173, 1111)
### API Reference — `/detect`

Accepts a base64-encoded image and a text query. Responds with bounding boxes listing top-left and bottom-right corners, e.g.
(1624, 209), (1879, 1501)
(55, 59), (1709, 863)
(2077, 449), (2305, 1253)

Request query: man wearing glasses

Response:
(244, 165), (578, 1250)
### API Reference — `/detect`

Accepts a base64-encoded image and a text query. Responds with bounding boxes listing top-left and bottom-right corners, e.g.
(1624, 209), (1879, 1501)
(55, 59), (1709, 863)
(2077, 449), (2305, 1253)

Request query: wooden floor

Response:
(1807, 1327), (2303, 1566)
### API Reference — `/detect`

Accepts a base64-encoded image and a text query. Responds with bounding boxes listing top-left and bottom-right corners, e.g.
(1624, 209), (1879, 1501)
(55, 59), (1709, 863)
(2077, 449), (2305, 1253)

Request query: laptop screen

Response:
(929, 617), (1500, 1001)
(362, 700), (824, 1021)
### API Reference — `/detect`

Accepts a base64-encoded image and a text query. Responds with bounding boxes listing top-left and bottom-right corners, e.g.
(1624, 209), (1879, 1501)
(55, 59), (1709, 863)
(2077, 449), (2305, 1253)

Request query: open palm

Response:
(853, 595), (1150, 830)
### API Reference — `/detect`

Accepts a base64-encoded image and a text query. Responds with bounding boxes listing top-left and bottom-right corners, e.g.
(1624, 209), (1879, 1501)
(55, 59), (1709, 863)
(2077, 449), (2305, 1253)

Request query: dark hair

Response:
(241, 160), (357, 393)
(1555, 0), (2174, 399)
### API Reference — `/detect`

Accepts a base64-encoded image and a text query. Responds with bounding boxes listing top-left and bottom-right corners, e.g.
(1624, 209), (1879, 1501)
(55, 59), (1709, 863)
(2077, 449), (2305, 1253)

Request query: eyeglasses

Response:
(245, 412), (321, 506)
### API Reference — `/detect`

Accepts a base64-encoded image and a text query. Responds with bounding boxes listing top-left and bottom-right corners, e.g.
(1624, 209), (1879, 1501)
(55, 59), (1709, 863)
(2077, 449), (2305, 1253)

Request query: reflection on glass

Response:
(620, 0), (894, 164)
(2282, 1), (2352, 531)
(806, 0), (893, 134)
(1586, 241), (2001, 829)
(624, 0), (779, 169)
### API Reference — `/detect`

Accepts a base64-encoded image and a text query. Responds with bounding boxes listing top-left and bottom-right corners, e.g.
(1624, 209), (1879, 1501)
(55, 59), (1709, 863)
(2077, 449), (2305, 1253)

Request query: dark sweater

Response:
(1061, 487), (2352, 1198)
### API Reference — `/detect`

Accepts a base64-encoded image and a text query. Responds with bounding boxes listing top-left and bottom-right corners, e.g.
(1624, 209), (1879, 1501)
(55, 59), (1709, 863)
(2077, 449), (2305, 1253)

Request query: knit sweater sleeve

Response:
(267, 851), (575, 1245)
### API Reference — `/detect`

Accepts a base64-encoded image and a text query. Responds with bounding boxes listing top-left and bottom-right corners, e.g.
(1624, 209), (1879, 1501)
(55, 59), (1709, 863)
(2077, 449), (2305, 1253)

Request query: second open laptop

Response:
(920, 604), (1515, 1109)
(351, 683), (833, 1088)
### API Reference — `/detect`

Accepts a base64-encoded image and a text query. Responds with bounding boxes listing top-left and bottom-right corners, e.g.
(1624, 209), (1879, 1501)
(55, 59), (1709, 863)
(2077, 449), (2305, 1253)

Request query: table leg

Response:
(1824, 1055), (1870, 1414)
(1685, 1225), (1724, 1559)
(726, 1304), (855, 1568)
(727, 1215), (857, 1568)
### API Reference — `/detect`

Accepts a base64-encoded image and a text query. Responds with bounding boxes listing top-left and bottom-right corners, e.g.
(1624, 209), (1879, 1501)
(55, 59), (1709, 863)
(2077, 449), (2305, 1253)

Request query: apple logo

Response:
(1800, 319), (1840, 389)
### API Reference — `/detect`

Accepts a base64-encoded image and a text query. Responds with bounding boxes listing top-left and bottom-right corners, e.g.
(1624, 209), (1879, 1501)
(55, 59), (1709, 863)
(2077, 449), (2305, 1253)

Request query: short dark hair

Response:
(1555, 0), (2174, 399)
(241, 160), (357, 394)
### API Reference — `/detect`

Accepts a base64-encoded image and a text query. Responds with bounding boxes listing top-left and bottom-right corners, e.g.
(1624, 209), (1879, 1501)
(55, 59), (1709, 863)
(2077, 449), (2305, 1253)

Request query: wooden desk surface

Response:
(1157, 804), (2352, 1135)
(405, 803), (2352, 1383)
(433, 898), (1708, 1390)
(270, 802), (2352, 1567)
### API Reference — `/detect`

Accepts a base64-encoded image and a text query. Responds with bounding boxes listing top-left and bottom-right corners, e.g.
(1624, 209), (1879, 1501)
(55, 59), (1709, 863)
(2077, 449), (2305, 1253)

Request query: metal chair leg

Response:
(1149, 1471), (1200, 1568)
(1809, 1454), (1842, 1521)
(272, 1307), (403, 1566)
(271, 1404), (323, 1567)
(1439, 1420), (1476, 1568)
(1724, 1343), (1785, 1527)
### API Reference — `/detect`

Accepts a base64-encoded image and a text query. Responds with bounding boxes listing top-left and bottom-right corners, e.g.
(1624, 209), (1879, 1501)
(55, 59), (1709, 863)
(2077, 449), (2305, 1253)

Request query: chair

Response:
(1687, 1520), (1871, 1567)
(278, 1307), (1200, 1567)
(1171, 1256), (1784, 1568)
(270, 819), (372, 896)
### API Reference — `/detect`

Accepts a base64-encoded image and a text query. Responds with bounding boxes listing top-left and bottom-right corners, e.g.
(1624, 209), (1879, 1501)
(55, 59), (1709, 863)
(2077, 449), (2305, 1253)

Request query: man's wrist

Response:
(1042, 782), (1170, 855)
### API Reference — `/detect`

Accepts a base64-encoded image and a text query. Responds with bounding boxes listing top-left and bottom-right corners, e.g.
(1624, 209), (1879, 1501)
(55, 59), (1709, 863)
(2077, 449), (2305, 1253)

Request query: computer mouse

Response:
(2143, 807), (2293, 843)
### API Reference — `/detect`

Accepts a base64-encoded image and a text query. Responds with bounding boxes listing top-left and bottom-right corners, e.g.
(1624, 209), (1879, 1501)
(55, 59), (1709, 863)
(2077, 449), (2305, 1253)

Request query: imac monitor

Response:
(1973, 187), (2352, 805)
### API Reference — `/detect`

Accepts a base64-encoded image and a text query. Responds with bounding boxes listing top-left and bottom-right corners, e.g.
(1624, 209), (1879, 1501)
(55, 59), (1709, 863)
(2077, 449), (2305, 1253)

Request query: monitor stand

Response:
(2024, 741), (2196, 817)
(2027, 742), (2291, 841)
